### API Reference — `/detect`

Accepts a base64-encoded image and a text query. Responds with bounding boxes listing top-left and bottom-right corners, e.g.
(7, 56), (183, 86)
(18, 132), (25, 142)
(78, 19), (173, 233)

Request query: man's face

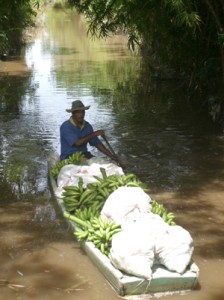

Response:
(73, 110), (85, 123)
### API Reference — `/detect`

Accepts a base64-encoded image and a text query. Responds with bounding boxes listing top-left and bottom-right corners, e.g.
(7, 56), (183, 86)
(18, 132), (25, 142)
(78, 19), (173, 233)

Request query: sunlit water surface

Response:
(0, 8), (224, 300)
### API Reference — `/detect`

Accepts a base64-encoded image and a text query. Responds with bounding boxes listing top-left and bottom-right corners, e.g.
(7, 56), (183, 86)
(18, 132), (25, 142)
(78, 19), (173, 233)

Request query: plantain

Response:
(80, 190), (98, 207)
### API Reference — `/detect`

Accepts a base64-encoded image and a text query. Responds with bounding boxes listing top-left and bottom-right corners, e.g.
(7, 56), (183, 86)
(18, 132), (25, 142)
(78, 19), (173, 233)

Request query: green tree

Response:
(67, 0), (224, 89)
(0, 0), (40, 55)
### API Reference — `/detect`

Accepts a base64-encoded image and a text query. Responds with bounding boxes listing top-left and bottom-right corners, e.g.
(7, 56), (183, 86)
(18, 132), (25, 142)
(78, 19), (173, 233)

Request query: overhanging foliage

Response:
(67, 0), (224, 89)
(0, 0), (40, 55)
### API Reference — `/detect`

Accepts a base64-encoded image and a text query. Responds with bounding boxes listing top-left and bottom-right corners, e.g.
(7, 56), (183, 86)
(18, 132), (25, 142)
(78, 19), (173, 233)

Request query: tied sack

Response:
(57, 164), (82, 188)
(155, 225), (194, 274)
(110, 213), (169, 279)
(56, 161), (124, 195)
(101, 186), (151, 225)
(110, 225), (155, 280)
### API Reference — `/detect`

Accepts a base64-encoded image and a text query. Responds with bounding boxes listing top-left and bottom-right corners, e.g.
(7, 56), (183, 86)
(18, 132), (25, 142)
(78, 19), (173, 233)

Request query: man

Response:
(60, 100), (120, 165)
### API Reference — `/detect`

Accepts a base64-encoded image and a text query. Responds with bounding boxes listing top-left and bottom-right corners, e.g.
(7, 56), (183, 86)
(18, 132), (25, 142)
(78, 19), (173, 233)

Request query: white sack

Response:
(101, 186), (151, 225)
(80, 162), (124, 177)
(56, 162), (124, 195)
(57, 164), (82, 188)
(110, 212), (193, 277)
(86, 156), (124, 177)
(122, 212), (169, 240)
(155, 225), (194, 274)
(109, 213), (169, 279)
(110, 228), (155, 280)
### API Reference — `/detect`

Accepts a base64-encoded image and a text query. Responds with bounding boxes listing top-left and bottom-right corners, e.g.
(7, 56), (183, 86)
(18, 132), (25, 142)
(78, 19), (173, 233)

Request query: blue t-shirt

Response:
(60, 118), (101, 160)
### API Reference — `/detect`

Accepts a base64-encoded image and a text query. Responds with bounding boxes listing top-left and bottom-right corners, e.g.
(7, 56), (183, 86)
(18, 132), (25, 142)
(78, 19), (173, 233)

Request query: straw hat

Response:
(66, 100), (90, 113)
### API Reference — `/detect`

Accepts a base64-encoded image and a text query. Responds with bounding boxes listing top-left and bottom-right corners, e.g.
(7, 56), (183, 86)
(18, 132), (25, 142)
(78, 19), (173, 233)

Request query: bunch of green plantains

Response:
(150, 199), (175, 226)
(64, 208), (121, 256)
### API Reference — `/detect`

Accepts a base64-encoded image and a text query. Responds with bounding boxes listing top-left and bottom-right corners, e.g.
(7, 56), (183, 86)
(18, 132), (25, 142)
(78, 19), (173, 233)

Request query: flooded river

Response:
(0, 7), (224, 300)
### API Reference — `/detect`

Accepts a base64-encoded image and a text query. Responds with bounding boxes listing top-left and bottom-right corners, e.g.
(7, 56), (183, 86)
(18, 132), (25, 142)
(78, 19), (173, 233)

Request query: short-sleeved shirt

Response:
(60, 117), (101, 160)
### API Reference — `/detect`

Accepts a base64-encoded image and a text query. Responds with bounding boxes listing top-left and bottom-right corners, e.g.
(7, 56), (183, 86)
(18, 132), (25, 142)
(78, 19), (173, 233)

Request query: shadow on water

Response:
(170, 198), (224, 259)
(104, 75), (224, 263)
(0, 180), (91, 296)
(111, 77), (223, 183)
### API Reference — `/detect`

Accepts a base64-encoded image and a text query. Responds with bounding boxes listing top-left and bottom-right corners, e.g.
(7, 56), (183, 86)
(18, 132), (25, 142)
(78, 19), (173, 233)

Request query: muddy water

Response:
(0, 7), (224, 300)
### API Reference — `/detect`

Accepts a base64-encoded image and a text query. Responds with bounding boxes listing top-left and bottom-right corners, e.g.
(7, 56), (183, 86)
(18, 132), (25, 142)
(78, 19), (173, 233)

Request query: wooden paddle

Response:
(102, 135), (125, 169)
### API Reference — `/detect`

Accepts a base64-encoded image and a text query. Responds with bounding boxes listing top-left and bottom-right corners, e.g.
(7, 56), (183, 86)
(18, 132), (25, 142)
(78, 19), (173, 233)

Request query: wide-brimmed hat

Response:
(66, 100), (90, 113)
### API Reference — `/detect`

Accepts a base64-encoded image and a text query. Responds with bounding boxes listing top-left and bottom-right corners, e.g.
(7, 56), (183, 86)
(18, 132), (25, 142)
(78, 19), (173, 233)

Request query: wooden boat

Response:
(48, 153), (199, 297)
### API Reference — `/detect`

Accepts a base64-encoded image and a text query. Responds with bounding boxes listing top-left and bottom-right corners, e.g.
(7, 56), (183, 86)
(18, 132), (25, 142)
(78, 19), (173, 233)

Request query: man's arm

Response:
(96, 142), (122, 166)
(74, 130), (104, 146)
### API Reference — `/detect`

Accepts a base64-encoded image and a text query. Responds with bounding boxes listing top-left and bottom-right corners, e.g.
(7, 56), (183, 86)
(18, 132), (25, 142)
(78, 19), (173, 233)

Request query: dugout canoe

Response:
(47, 153), (199, 297)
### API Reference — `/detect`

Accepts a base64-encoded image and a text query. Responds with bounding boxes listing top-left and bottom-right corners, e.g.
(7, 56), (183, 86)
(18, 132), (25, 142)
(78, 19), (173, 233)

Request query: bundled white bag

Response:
(57, 161), (124, 192)
(155, 225), (194, 274)
(110, 212), (194, 277)
(80, 162), (124, 178)
(110, 227), (155, 279)
(57, 164), (82, 188)
(122, 212), (169, 240)
(87, 157), (124, 176)
(110, 212), (169, 279)
(101, 186), (151, 225)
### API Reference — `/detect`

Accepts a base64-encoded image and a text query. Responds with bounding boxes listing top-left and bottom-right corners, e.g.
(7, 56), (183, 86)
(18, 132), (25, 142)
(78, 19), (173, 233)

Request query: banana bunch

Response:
(62, 183), (103, 212)
(61, 179), (84, 213)
(66, 152), (86, 165)
(121, 173), (149, 193)
(74, 206), (100, 222)
(50, 151), (86, 179)
(87, 217), (121, 256)
(92, 172), (149, 194)
(51, 159), (67, 178)
(64, 212), (121, 256)
(151, 199), (176, 225)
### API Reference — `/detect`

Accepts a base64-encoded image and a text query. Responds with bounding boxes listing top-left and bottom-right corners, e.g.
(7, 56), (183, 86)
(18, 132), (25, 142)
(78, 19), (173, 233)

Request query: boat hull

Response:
(48, 155), (199, 297)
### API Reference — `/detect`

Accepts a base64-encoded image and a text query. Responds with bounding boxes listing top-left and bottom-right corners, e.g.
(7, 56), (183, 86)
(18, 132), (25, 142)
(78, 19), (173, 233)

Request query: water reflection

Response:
(0, 76), (32, 114)
(0, 7), (224, 300)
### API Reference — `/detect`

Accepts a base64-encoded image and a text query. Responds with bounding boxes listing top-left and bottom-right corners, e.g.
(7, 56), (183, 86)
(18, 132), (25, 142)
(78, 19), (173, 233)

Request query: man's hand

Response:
(94, 130), (105, 137)
(111, 154), (124, 169)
